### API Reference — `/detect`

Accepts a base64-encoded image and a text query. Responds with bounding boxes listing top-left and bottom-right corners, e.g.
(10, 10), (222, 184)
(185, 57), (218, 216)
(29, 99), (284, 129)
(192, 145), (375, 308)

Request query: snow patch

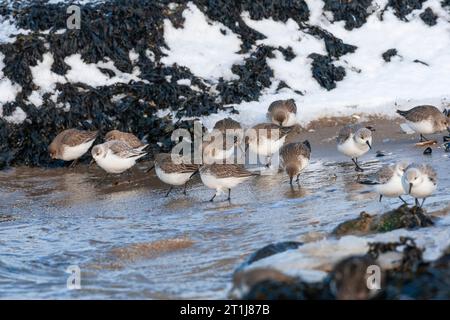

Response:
(162, 2), (243, 81)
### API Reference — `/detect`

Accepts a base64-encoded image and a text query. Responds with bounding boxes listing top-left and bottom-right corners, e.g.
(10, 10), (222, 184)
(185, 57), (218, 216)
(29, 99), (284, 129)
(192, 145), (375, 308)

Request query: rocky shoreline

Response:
(231, 205), (450, 300)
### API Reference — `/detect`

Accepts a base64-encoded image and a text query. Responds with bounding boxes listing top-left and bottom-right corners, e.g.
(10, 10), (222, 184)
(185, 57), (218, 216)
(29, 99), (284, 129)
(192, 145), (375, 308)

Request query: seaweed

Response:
(323, 0), (374, 30)
(382, 48), (398, 62)
(420, 7), (438, 26)
(308, 53), (346, 90)
(217, 45), (275, 105)
(306, 25), (357, 58)
(387, 0), (427, 21)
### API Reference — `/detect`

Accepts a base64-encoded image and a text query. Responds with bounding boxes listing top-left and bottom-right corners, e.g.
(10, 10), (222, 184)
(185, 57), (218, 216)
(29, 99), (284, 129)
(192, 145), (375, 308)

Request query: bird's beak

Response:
(366, 141), (372, 149)
(408, 183), (413, 194)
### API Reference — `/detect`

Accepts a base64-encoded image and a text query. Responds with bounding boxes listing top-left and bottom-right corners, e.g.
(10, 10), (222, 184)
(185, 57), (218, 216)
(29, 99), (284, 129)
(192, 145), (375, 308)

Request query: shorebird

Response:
(402, 163), (437, 207)
(200, 164), (258, 202)
(359, 162), (408, 203)
(91, 140), (146, 174)
(246, 123), (299, 167)
(280, 140), (311, 186)
(105, 130), (148, 150)
(397, 105), (449, 141)
(151, 153), (199, 197)
(267, 99), (298, 127)
(336, 124), (373, 172)
(48, 129), (98, 167)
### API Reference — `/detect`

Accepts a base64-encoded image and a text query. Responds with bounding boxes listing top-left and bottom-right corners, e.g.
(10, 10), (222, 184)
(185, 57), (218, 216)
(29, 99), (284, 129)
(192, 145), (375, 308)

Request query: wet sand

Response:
(0, 118), (449, 299)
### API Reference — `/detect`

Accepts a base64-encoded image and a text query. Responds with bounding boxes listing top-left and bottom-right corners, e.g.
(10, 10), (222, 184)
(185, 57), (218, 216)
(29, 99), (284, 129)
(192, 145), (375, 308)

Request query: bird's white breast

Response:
(62, 140), (95, 161)
(375, 175), (405, 197)
(337, 135), (369, 158)
(94, 151), (137, 174)
(407, 120), (435, 134)
(155, 166), (192, 186)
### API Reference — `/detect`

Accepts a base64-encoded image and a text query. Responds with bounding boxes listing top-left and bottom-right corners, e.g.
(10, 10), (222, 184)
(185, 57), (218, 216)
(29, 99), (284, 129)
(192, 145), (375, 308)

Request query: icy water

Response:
(0, 130), (449, 299)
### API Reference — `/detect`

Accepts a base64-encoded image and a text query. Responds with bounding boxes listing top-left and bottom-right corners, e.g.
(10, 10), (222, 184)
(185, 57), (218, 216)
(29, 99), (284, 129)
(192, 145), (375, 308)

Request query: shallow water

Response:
(0, 134), (449, 299)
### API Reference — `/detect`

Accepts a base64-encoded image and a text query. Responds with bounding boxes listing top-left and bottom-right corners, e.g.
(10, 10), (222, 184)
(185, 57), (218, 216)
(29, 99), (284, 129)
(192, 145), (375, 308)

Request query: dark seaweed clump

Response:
(323, 0), (374, 30)
(195, 0), (309, 53)
(308, 53), (346, 90)
(387, 0), (427, 20)
(306, 26), (357, 58)
(382, 48), (398, 62)
(216, 45), (275, 105)
(419, 7), (438, 26)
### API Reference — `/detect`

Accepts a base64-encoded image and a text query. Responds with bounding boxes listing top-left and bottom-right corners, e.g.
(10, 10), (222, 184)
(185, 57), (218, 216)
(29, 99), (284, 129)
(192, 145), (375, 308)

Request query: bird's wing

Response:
(62, 130), (98, 146)
(109, 141), (145, 159)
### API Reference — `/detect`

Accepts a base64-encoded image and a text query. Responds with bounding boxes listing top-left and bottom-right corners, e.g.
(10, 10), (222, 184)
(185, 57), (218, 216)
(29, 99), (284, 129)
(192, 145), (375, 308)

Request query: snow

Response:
(65, 54), (141, 86)
(0, 54), (22, 106)
(161, 2), (243, 81)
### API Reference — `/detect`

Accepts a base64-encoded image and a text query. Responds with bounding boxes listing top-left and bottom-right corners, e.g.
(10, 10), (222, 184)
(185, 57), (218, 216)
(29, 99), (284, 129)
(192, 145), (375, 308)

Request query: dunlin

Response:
(280, 140), (311, 185)
(337, 124), (373, 172)
(105, 130), (148, 150)
(152, 153), (199, 197)
(267, 99), (298, 127)
(246, 123), (298, 167)
(402, 163), (437, 207)
(91, 140), (146, 174)
(48, 129), (98, 167)
(397, 105), (449, 141)
(200, 164), (257, 201)
(360, 162), (408, 203)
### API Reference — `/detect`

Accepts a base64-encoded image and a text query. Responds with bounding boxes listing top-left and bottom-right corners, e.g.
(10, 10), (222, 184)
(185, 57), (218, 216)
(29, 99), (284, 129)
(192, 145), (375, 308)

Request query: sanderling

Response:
(246, 123), (299, 167)
(105, 130), (148, 150)
(337, 124), (373, 172)
(402, 163), (437, 207)
(396, 105), (449, 141)
(91, 140), (146, 174)
(151, 153), (199, 197)
(200, 164), (258, 201)
(213, 117), (242, 134)
(267, 99), (297, 127)
(48, 129), (98, 167)
(280, 140), (311, 185)
(360, 162), (408, 203)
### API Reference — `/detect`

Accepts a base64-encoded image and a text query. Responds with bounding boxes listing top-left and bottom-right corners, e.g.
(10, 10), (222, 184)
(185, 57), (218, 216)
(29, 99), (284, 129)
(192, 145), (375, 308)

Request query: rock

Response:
(327, 255), (384, 300)
(236, 237), (450, 300)
(236, 241), (303, 272)
(374, 205), (434, 232)
(332, 205), (434, 237)
(423, 147), (432, 155)
(332, 212), (374, 237)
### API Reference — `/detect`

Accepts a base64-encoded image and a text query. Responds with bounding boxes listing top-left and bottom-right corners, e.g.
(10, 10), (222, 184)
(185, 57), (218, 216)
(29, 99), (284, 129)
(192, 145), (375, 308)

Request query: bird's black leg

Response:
(415, 198), (419, 207)
(398, 196), (408, 205)
(183, 182), (188, 195)
(289, 176), (293, 186)
(420, 198), (426, 208)
(209, 193), (217, 202)
(227, 189), (231, 201)
(352, 158), (364, 172)
(420, 134), (429, 142)
(69, 159), (79, 169)
(165, 186), (173, 197)
(379, 194), (383, 202)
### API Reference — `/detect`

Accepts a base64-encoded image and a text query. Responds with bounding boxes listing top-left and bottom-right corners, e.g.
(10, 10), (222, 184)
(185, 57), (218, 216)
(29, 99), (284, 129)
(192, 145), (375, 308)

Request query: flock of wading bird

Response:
(48, 101), (450, 206)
